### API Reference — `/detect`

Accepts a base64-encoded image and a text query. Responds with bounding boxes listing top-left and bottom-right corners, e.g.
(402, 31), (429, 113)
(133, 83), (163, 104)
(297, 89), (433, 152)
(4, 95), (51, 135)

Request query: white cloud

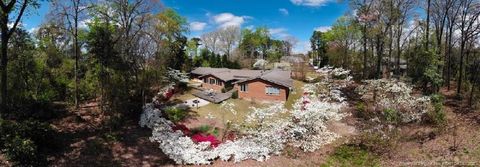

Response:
(7, 22), (25, 29)
(269, 28), (291, 38)
(189, 21), (207, 31)
(79, 18), (92, 28)
(212, 13), (250, 28)
(269, 28), (287, 35)
(279, 8), (289, 16)
(293, 41), (311, 54)
(245, 25), (255, 30)
(28, 27), (38, 34)
(291, 0), (331, 7)
(314, 26), (331, 32)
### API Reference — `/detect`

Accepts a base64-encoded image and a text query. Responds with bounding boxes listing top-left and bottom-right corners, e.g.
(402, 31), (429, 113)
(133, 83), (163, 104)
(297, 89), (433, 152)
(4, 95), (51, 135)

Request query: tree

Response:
(324, 15), (361, 68)
(50, 0), (91, 109)
(86, 19), (119, 111)
(445, 0), (461, 90)
(0, 0), (40, 114)
(456, 0), (480, 96)
(353, 0), (375, 79)
(153, 8), (189, 70)
(218, 26), (241, 57)
(310, 31), (328, 67)
(201, 31), (220, 54)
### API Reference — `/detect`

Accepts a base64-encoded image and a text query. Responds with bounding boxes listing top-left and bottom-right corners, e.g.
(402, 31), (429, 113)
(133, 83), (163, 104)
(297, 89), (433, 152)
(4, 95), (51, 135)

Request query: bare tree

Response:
(50, 0), (92, 109)
(353, 0), (375, 79)
(393, 0), (416, 78)
(431, 0), (454, 82)
(218, 26), (240, 57)
(201, 31), (220, 54)
(456, 0), (480, 96)
(283, 36), (298, 56)
(445, 0), (461, 90)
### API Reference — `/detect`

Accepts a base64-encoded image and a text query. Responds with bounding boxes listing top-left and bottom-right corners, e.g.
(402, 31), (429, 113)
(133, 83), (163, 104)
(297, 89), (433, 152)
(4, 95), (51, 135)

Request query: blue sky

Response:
(21, 0), (349, 53)
(165, 0), (349, 53)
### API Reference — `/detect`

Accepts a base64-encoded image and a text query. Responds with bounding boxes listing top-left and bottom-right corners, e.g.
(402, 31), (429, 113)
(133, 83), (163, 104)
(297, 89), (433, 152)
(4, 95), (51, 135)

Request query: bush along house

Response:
(190, 67), (293, 101)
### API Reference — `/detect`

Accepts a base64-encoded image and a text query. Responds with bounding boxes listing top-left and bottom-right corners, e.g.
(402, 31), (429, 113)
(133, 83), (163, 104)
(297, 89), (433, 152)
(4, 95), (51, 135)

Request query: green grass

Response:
(321, 145), (380, 167)
(285, 80), (305, 110)
(194, 98), (266, 123)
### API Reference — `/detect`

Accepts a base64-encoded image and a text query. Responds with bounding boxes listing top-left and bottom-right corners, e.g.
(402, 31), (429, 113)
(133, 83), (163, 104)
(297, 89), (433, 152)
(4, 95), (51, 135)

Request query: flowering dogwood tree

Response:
(355, 79), (433, 123)
(140, 66), (353, 165)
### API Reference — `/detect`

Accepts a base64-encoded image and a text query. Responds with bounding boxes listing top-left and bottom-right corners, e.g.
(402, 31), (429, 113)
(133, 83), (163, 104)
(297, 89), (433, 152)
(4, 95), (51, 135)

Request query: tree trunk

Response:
(74, 18), (79, 109)
(446, 23), (454, 90)
(0, 22), (8, 115)
(375, 34), (384, 79)
(395, 26), (402, 78)
(457, 39), (465, 95)
(469, 81), (476, 107)
(425, 0), (431, 50)
(363, 25), (368, 79)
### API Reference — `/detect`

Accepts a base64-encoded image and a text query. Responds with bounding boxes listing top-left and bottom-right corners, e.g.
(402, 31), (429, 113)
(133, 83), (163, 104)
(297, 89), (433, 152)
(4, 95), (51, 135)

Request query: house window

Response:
(240, 84), (248, 92)
(209, 78), (216, 84)
(266, 86), (280, 95)
(203, 78), (207, 83)
(216, 79), (222, 86)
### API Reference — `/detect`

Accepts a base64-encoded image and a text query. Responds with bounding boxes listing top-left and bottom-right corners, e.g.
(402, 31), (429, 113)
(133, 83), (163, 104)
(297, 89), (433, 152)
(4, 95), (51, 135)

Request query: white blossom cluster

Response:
(355, 79), (433, 123)
(139, 67), (352, 164)
(140, 101), (286, 165)
(164, 67), (189, 83)
(317, 66), (353, 82)
(287, 83), (348, 152)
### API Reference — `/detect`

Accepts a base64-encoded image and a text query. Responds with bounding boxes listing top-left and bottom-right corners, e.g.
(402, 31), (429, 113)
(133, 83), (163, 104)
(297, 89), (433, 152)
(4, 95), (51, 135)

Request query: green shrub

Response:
(191, 125), (220, 137)
(321, 145), (380, 167)
(231, 91), (238, 99)
(356, 102), (366, 112)
(383, 108), (400, 124)
(355, 102), (377, 120)
(0, 119), (52, 166)
(221, 88), (226, 93)
(358, 128), (399, 155)
(165, 107), (187, 123)
(425, 94), (447, 126)
(3, 136), (47, 166)
(430, 94), (445, 104)
(194, 125), (212, 133)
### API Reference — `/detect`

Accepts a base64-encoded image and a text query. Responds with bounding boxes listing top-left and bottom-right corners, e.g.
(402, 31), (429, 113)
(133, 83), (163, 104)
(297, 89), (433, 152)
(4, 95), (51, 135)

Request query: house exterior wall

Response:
(201, 75), (224, 92)
(234, 79), (289, 101)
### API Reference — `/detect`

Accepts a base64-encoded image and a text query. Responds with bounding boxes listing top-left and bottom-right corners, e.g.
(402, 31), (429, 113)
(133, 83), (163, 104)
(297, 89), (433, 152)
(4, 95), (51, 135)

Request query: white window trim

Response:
(240, 84), (248, 92)
(265, 86), (280, 95)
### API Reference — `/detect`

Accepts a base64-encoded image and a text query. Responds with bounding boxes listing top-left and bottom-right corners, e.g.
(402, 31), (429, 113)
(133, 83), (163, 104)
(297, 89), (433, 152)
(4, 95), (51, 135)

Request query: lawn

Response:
(284, 80), (306, 110)
(171, 90), (267, 131)
(194, 98), (266, 124)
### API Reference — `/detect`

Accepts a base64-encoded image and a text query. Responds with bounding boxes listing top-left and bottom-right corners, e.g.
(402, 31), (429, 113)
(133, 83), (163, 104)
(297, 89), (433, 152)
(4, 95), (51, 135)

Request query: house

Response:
(190, 67), (293, 101)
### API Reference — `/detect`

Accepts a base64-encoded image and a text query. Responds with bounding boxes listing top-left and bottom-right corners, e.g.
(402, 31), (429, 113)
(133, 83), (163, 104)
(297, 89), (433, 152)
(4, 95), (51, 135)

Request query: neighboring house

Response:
(191, 67), (293, 101)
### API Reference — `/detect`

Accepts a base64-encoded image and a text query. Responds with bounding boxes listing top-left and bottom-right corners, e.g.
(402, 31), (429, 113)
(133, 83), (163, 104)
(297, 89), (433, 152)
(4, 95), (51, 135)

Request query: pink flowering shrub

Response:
(191, 134), (221, 148)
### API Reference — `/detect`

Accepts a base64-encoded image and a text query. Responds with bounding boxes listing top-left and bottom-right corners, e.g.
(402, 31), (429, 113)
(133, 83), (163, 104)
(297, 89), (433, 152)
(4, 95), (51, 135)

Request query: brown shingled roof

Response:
(191, 67), (293, 88)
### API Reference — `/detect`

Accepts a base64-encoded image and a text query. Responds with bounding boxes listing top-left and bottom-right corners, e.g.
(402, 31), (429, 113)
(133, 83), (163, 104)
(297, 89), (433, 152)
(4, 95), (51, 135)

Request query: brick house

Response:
(191, 67), (293, 101)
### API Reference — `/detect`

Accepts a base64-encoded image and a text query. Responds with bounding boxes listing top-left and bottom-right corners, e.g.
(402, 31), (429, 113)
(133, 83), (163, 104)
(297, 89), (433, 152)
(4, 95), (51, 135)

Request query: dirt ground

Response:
(380, 87), (480, 166)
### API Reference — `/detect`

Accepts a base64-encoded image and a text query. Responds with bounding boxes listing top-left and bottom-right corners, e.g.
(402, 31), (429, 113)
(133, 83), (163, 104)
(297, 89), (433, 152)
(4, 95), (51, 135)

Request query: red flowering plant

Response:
(172, 124), (191, 136)
(191, 134), (221, 148)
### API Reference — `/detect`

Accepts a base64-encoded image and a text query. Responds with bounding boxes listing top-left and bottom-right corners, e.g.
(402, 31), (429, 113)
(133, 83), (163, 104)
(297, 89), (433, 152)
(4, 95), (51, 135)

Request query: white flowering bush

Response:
(164, 67), (189, 83)
(355, 79), (433, 123)
(140, 67), (353, 165)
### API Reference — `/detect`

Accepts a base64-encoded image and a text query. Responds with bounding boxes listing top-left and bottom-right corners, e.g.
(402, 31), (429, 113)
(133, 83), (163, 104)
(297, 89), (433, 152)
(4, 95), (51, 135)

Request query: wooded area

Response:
(311, 0), (480, 102)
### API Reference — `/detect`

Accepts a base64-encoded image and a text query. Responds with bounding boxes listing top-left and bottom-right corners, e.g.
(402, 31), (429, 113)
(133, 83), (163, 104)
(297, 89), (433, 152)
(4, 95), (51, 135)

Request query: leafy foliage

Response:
(321, 145), (380, 167)
(164, 107), (187, 123)
(0, 119), (56, 166)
